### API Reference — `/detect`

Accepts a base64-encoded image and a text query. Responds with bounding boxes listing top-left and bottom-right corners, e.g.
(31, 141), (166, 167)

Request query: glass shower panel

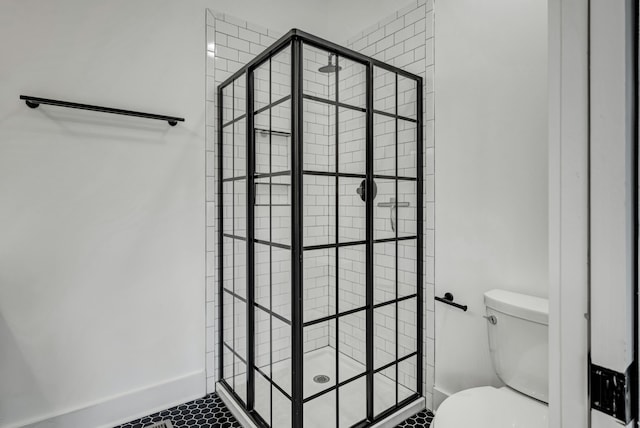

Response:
(223, 290), (233, 382)
(303, 175), (335, 247)
(234, 240), (247, 298)
(248, 44), (295, 428)
(271, 101), (292, 173)
(303, 99), (334, 172)
(255, 307), (271, 372)
(223, 126), (233, 178)
(234, 77), (246, 118)
(234, 295), (248, 403)
(338, 57), (366, 109)
(254, 177), (270, 243)
(303, 44), (336, 100)
(303, 248), (336, 323)
(397, 75), (417, 120)
(373, 114), (395, 176)
(397, 181), (417, 238)
(373, 366), (396, 417)
(254, 111), (270, 175)
(254, 61), (270, 112)
(339, 378), (366, 426)
(254, 370), (271, 423)
(398, 356), (418, 402)
(398, 239), (418, 298)
(398, 298), (418, 358)
(234, 296), (247, 360)
(338, 108), (366, 175)
(397, 119), (417, 178)
(271, 246), (292, 321)
(373, 67), (395, 114)
(373, 242), (395, 304)
(234, 357), (247, 404)
(223, 345), (234, 388)
(222, 83), (233, 123)
(304, 392), (336, 428)
(271, 174), (291, 248)
(303, 319), (336, 398)
(337, 310), (366, 381)
(222, 237), (233, 291)
(272, 46), (291, 100)
(374, 178), (396, 241)
(223, 182), (233, 235)
(221, 72), (251, 405)
(337, 245), (366, 313)
(234, 119), (247, 177)
(272, 386), (292, 428)
(338, 177), (365, 243)
(254, 242), (270, 309)
(271, 315), (292, 394)
(374, 304), (396, 369)
(234, 180), (247, 238)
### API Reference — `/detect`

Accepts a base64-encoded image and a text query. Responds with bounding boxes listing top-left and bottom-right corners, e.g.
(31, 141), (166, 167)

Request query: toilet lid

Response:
(432, 386), (548, 428)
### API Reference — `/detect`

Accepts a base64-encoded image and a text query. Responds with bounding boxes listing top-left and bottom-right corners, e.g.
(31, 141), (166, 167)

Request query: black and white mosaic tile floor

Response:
(113, 393), (433, 428)
(396, 409), (434, 427)
(113, 394), (241, 428)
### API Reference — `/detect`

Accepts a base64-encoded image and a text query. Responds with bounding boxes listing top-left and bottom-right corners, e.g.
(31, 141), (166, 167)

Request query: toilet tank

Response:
(484, 289), (548, 403)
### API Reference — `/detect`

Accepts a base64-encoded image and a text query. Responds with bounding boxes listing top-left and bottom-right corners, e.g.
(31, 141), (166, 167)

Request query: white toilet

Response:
(432, 289), (549, 427)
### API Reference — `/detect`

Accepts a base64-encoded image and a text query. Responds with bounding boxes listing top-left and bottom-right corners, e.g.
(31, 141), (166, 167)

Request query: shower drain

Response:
(313, 374), (330, 384)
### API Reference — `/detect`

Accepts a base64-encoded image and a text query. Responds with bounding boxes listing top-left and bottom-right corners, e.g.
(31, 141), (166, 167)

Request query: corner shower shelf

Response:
(255, 182), (291, 186)
(255, 127), (291, 137)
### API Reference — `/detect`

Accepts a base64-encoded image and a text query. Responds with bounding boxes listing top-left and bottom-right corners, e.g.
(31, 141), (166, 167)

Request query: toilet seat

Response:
(431, 386), (548, 428)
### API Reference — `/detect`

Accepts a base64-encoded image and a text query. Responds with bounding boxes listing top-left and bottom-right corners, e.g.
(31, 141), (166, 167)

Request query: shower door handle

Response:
(356, 179), (377, 202)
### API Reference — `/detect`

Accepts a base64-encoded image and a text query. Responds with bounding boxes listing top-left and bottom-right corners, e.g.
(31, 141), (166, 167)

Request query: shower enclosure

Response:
(218, 29), (423, 428)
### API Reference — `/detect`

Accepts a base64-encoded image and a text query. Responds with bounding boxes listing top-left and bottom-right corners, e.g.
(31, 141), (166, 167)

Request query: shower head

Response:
(318, 54), (342, 73)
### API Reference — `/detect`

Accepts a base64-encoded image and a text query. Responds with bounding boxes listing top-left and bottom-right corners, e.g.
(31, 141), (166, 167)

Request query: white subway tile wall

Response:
(206, 0), (435, 411)
(207, 11), (284, 396)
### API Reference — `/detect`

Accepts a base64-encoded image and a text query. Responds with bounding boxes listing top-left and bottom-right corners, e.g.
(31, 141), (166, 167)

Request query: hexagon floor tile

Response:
(396, 409), (434, 427)
(113, 393), (432, 428)
(112, 393), (241, 428)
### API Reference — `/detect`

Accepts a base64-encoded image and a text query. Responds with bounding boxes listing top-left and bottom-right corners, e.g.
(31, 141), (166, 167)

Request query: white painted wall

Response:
(0, 1), (328, 427)
(0, 2), (208, 427)
(434, 0), (548, 400)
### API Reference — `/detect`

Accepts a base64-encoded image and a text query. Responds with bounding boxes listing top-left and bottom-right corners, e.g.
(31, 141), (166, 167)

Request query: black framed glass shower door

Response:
(218, 29), (423, 428)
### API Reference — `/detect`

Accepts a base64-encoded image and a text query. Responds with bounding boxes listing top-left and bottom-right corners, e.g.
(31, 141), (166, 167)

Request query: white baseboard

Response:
(432, 386), (450, 411)
(10, 370), (206, 428)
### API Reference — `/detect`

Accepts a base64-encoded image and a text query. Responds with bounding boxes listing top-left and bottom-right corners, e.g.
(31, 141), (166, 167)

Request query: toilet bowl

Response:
(432, 289), (549, 427)
(431, 386), (547, 427)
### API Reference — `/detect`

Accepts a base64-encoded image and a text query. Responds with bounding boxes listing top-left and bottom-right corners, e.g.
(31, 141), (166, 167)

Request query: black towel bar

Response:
(435, 292), (468, 312)
(20, 95), (185, 126)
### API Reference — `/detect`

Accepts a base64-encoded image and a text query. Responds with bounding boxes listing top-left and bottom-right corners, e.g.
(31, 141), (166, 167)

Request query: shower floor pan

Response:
(218, 346), (424, 428)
